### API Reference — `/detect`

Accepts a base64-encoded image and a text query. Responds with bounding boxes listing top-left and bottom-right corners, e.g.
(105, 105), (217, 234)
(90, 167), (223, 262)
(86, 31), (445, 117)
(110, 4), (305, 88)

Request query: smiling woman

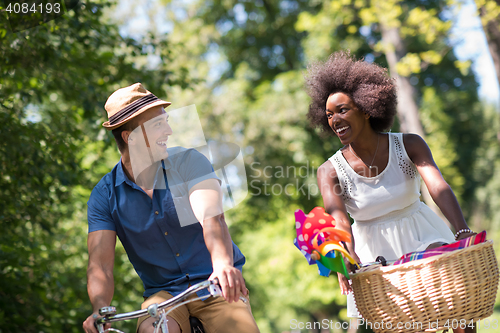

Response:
(306, 51), (397, 135)
(304, 51), (476, 333)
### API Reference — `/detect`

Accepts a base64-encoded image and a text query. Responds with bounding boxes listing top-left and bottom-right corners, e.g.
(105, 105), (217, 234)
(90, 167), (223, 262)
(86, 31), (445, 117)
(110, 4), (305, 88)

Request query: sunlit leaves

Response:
(475, 0), (500, 25)
(454, 60), (472, 76)
(420, 50), (443, 65)
(404, 7), (451, 44)
(419, 87), (466, 198)
(396, 52), (422, 76)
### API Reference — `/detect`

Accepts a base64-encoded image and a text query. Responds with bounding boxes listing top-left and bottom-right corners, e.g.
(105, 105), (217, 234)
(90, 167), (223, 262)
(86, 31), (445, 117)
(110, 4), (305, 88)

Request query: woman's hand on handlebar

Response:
(337, 273), (352, 295)
(338, 250), (360, 295)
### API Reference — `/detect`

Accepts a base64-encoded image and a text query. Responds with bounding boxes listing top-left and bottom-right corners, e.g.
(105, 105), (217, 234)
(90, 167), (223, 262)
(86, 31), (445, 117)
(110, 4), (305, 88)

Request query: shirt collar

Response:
(116, 158), (172, 188)
(161, 157), (172, 170)
(115, 158), (131, 187)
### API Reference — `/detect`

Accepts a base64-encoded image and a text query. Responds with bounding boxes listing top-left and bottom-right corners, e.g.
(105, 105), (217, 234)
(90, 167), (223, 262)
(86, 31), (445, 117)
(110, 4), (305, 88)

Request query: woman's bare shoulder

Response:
(317, 158), (338, 181)
(402, 133), (431, 163)
(402, 133), (426, 148)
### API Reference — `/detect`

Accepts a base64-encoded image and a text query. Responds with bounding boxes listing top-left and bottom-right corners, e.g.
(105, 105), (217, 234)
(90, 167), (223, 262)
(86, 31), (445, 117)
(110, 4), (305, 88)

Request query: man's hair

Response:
(305, 51), (397, 135)
(111, 118), (140, 153)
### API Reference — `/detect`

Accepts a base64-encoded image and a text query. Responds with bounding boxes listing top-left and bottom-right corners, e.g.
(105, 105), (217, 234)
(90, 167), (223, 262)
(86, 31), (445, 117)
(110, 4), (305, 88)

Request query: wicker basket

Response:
(351, 240), (499, 333)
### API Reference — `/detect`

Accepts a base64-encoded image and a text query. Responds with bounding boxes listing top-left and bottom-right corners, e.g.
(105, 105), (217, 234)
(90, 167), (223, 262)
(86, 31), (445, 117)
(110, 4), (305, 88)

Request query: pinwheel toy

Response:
(293, 207), (358, 278)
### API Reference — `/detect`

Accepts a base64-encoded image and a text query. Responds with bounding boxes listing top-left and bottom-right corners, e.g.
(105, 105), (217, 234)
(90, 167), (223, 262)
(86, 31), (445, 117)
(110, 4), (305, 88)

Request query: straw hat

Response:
(103, 83), (171, 130)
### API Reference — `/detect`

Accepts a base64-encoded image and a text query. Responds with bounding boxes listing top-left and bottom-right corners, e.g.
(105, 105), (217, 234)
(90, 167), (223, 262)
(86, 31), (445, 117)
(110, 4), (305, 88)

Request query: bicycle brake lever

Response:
(94, 319), (104, 333)
(209, 283), (222, 297)
(147, 303), (160, 319)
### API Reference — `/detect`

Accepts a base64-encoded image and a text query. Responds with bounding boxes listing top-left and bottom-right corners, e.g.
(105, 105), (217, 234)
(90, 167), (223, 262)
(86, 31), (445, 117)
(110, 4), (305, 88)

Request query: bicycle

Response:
(95, 279), (246, 333)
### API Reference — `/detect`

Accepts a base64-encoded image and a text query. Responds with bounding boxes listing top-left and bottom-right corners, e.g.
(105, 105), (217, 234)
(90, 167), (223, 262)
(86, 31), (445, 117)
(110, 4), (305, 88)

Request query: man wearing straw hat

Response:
(82, 83), (260, 333)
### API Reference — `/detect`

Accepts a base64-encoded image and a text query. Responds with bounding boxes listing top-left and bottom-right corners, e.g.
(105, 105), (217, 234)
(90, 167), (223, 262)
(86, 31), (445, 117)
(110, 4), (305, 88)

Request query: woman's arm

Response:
(317, 161), (360, 263)
(403, 134), (474, 240)
(317, 160), (360, 295)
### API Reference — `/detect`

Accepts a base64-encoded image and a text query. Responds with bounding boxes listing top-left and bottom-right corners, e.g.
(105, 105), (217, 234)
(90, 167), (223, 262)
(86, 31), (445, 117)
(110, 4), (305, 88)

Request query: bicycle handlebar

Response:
(95, 279), (220, 328)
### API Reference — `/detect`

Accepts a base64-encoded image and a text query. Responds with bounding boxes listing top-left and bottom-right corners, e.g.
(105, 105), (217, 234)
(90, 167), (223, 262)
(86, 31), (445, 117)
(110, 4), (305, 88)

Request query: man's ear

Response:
(364, 112), (370, 120)
(122, 131), (132, 145)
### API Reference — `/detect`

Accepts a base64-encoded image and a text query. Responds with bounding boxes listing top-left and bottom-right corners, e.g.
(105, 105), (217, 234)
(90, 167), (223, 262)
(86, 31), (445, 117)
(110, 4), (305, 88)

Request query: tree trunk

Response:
(379, 24), (450, 226)
(477, 0), (500, 95)
(476, 0), (500, 143)
(379, 25), (425, 136)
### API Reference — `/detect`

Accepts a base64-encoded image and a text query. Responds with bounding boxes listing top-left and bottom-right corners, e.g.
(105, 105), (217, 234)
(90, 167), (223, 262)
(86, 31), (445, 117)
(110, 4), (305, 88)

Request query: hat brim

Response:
(103, 100), (172, 130)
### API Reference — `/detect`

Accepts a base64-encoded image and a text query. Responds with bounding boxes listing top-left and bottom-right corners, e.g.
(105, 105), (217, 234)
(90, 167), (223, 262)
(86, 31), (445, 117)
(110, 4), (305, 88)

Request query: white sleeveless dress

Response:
(328, 132), (455, 317)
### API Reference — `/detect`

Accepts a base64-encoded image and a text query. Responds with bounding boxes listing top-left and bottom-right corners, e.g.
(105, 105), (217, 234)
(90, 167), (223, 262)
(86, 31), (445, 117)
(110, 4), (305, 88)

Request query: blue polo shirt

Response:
(87, 147), (245, 298)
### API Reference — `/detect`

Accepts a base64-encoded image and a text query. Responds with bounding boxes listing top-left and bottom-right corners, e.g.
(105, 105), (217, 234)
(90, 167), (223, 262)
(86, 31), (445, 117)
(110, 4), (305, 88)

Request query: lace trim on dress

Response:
(394, 135), (417, 178)
(333, 155), (352, 201)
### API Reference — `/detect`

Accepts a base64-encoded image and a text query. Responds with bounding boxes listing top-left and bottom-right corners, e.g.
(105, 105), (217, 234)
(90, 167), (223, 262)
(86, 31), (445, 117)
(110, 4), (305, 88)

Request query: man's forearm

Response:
(203, 214), (234, 267)
(87, 267), (115, 312)
(202, 214), (247, 303)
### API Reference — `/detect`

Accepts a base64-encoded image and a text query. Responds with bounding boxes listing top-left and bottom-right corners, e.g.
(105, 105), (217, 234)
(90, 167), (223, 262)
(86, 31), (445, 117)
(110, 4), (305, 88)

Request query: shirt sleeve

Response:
(180, 149), (221, 192)
(87, 183), (116, 233)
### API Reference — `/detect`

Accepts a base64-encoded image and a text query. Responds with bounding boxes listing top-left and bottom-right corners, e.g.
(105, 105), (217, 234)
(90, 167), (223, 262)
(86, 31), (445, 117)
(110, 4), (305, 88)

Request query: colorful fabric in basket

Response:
(393, 230), (487, 266)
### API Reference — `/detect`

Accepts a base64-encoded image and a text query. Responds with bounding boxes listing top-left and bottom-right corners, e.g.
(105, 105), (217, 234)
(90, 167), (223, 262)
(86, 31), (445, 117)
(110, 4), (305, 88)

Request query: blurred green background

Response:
(1, 0), (500, 332)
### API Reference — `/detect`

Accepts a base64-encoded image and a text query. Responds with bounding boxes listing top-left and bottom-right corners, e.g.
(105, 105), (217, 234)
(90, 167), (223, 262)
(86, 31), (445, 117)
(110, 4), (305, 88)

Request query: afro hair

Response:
(305, 51), (397, 135)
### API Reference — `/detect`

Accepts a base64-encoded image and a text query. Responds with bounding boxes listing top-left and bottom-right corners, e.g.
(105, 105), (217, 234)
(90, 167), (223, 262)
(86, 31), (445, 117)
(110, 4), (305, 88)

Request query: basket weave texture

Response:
(351, 240), (499, 333)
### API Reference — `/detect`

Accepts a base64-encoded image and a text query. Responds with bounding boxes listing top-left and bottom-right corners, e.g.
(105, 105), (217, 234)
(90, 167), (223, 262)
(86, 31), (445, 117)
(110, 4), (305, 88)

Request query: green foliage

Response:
(192, 0), (317, 84)
(2, 0), (500, 332)
(468, 104), (500, 230)
(0, 105), (84, 332)
(0, 0), (190, 331)
(420, 87), (466, 200)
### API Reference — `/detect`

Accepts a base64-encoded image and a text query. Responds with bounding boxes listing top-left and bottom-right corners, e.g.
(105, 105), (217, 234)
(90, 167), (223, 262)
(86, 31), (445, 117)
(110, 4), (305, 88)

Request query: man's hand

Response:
(83, 312), (98, 333)
(210, 263), (247, 303)
(82, 312), (103, 333)
(83, 312), (112, 333)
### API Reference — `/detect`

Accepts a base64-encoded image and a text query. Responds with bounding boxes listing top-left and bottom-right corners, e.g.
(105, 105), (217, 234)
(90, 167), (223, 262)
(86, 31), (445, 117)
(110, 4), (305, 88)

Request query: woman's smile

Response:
(326, 92), (370, 144)
(335, 125), (350, 138)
